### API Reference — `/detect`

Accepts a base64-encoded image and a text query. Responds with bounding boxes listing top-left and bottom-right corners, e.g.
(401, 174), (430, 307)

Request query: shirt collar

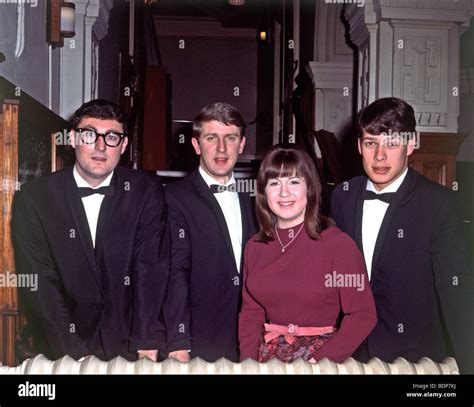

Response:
(73, 165), (114, 189)
(199, 166), (236, 188)
(366, 167), (408, 194)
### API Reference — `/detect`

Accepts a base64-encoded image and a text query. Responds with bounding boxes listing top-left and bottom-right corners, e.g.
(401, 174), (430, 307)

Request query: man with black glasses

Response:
(12, 99), (169, 362)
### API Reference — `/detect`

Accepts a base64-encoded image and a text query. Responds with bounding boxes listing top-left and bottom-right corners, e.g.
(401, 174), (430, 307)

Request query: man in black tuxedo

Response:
(12, 99), (169, 362)
(164, 103), (256, 362)
(331, 97), (474, 373)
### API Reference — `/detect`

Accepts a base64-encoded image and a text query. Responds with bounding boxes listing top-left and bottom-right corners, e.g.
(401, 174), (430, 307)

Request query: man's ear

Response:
(239, 136), (246, 154)
(406, 137), (416, 157)
(191, 137), (201, 155)
(120, 137), (129, 155)
(69, 130), (77, 149)
(357, 138), (362, 155)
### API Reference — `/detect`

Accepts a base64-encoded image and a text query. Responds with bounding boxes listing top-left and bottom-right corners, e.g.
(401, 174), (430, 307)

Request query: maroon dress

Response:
(239, 224), (377, 363)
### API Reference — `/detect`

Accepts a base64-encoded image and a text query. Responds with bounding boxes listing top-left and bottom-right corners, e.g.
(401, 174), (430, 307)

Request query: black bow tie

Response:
(361, 189), (394, 204)
(209, 183), (237, 193)
(78, 186), (115, 198)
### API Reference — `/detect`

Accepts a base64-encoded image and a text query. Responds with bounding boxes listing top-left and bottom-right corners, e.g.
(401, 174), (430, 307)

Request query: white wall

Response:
(0, 0), (113, 120)
(308, 2), (354, 142)
(458, 16), (474, 162)
(0, 0), (60, 112)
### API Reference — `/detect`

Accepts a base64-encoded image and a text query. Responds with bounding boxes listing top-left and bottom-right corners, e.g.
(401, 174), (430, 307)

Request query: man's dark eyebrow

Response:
(79, 126), (122, 134)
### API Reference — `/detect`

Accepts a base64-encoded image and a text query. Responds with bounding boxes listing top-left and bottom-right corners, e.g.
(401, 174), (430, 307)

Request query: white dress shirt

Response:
(73, 166), (114, 248)
(199, 166), (243, 272)
(362, 168), (408, 279)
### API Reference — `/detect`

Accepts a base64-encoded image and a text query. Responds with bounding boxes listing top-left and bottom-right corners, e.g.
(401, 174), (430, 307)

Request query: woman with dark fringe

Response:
(239, 145), (377, 363)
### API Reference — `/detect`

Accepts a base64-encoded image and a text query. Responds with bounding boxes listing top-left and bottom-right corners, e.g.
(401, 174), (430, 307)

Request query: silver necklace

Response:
(274, 223), (305, 253)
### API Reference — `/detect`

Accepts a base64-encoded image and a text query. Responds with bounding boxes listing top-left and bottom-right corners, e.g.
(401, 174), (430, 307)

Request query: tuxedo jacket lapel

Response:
(65, 168), (103, 292)
(192, 171), (238, 271)
(353, 180), (366, 254)
(238, 193), (250, 244)
(94, 170), (119, 266)
(238, 191), (253, 268)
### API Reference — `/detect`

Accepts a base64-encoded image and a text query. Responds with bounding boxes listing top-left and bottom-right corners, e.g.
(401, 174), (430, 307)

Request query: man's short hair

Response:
(71, 99), (128, 134)
(358, 97), (416, 137)
(192, 102), (246, 138)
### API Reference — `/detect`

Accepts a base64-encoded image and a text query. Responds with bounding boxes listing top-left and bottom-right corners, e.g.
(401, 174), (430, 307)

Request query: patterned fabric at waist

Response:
(263, 323), (335, 344)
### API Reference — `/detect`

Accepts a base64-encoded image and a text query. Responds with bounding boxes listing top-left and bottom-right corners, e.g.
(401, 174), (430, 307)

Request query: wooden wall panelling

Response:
(0, 100), (19, 366)
(0, 76), (70, 365)
(408, 132), (466, 187)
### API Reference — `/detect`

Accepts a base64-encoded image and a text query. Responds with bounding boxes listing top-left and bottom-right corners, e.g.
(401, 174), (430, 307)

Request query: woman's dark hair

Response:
(254, 144), (334, 243)
(71, 99), (128, 134)
(357, 97), (416, 137)
(192, 102), (246, 138)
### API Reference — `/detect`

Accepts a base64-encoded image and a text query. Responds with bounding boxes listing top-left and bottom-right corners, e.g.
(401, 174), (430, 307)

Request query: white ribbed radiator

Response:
(0, 355), (459, 374)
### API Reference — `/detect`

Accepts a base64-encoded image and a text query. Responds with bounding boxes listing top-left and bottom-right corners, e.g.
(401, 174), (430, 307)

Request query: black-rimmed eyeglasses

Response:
(75, 128), (126, 147)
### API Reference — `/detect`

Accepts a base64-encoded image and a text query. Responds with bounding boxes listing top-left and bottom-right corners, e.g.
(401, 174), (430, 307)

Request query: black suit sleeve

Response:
(431, 191), (474, 373)
(11, 189), (91, 359)
(162, 191), (192, 352)
(128, 179), (170, 351)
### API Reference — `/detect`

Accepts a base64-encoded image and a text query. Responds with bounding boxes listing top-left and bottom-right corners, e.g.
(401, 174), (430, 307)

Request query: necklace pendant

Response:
(282, 248), (285, 252)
